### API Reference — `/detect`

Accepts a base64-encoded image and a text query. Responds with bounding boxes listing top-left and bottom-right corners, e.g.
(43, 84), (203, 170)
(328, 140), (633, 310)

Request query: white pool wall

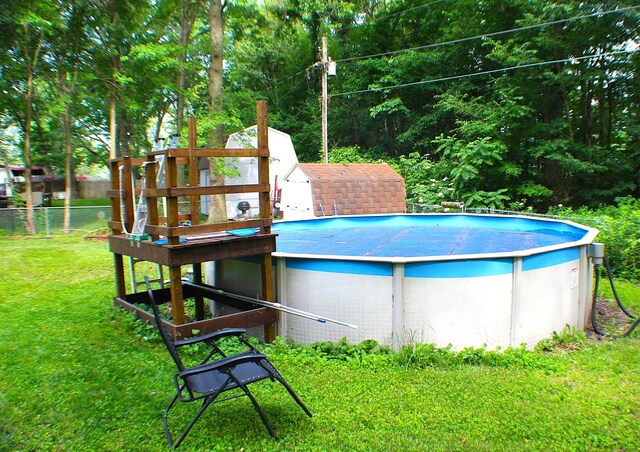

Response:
(210, 214), (597, 350)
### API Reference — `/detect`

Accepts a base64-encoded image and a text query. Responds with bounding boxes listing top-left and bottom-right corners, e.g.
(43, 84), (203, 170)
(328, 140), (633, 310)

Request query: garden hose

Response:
(591, 256), (640, 338)
(603, 256), (636, 319)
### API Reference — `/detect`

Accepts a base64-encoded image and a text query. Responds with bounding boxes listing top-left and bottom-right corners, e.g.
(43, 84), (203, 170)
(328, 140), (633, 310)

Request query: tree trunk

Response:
(63, 104), (74, 233)
(176, 0), (198, 134)
(21, 27), (44, 235)
(110, 92), (117, 158)
(23, 78), (36, 235)
(207, 0), (227, 222)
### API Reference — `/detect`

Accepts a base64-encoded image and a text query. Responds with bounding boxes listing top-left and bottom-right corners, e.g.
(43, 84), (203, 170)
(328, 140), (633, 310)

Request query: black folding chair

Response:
(144, 277), (312, 449)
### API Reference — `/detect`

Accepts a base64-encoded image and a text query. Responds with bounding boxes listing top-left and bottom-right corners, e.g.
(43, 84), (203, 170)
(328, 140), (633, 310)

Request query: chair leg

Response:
(163, 393), (180, 447)
(273, 375), (313, 418)
(237, 383), (276, 437)
(163, 394), (217, 449)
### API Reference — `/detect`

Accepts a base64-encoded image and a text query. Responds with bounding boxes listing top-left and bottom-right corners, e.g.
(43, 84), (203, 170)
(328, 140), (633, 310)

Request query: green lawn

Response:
(50, 198), (111, 207)
(1, 237), (638, 451)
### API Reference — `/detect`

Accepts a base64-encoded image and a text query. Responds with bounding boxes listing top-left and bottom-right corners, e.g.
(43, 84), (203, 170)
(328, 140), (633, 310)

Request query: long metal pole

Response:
(184, 282), (358, 329)
(321, 36), (329, 163)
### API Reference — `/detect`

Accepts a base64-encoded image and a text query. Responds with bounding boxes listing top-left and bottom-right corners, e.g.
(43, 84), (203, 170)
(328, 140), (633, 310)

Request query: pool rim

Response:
(271, 212), (599, 264)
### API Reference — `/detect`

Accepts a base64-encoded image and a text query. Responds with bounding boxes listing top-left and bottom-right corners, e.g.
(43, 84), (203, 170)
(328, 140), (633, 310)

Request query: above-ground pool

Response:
(213, 214), (598, 350)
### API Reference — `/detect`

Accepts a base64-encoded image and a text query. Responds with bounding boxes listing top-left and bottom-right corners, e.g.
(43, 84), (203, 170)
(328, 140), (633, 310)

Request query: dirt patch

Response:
(586, 296), (638, 340)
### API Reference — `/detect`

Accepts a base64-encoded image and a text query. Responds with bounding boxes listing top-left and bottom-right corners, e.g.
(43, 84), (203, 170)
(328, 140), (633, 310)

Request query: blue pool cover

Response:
(273, 215), (589, 258)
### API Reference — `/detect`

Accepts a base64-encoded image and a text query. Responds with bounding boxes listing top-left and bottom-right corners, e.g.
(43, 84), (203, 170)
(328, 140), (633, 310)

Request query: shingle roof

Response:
(296, 163), (406, 216)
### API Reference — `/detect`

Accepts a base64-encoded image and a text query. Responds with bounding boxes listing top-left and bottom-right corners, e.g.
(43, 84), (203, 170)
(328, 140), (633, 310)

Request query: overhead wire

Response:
(365, 0), (450, 23)
(335, 5), (640, 64)
(331, 48), (639, 97)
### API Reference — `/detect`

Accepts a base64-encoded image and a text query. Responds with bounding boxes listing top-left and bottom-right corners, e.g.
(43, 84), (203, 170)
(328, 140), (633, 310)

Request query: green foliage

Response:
(552, 197), (640, 279)
(326, 145), (372, 163)
(3, 0), (640, 211)
(535, 325), (588, 353)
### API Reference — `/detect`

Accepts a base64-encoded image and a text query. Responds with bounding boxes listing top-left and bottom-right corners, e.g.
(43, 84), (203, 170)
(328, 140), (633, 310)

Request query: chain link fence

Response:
(0, 206), (112, 236)
(406, 203), (562, 219)
(2, 203), (568, 237)
(0, 201), (200, 237)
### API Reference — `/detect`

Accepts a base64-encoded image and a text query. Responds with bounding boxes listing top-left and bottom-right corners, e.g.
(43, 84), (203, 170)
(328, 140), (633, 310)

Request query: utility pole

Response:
(321, 36), (329, 163)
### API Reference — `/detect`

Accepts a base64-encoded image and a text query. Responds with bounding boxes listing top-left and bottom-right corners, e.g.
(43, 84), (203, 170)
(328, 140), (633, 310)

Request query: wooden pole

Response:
(257, 100), (277, 342)
(189, 118), (205, 320)
(321, 37), (329, 164)
(188, 118), (199, 226)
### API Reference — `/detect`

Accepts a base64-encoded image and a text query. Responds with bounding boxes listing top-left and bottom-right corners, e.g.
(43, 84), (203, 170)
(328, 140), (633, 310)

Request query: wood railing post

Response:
(188, 118), (199, 226)
(145, 154), (159, 240)
(121, 156), (135, 233)
(257, 100), (277, 341)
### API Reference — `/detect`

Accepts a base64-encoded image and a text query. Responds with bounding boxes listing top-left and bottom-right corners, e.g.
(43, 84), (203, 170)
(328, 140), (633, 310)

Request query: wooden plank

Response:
(143, 183), (269, 198)
(173, 308), (278, 339)
(145, 218), (272, 238)
(109, 157), (146, 166)
(114, 295), (278, 340)
(108, 233), (276, 266)
(162, 148), (269, 158)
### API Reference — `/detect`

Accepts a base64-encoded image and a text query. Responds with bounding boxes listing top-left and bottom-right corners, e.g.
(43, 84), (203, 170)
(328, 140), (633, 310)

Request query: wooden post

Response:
(109, 159), (122, 234)
(165, 151), (186, 325)
(262, 253), (276, 342)
(145, 154), (159, 240)
(165, 155), (180, 244)
(257, 100), (277, 341)
(114, 254), (126, 298)
(321, 37), (329, 163)
(121, 156), (135, 233)
(188, 118), (205, 320)
(256, 100), (271, 233)
(188, 118), (199, 226)
(169, 265), (186, 326)
(193, 263), (205, 321)
(110, 158), (127, 299)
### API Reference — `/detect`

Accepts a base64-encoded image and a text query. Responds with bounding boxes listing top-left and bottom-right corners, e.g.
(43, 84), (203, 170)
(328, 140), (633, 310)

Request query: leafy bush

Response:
(551, 196), (640, 278)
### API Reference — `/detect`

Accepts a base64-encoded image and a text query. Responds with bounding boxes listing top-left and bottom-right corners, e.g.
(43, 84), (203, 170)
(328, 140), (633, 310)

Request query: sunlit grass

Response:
(1, 237), (638, 451)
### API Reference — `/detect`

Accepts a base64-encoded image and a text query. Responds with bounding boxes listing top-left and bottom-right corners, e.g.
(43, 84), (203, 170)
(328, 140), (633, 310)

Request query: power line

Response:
(336, 5), (640, 64)
(328, 0), (450, 37)
(331, 49), (639, 98)
(373, 0), (450, 22)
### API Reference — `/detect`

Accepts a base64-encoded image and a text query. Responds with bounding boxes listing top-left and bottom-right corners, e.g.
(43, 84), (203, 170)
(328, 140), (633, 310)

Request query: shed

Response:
(199, 126), (298, 218)
(280, 163), (406, 220)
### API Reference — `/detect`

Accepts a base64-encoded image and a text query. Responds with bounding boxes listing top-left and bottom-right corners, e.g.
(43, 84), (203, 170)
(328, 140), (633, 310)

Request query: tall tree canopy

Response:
(1, 0), (640, 218)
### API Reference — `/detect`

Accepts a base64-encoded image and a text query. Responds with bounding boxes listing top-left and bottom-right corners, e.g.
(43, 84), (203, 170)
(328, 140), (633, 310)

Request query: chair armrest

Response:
(175, 328), (247, 347)
(179, 353), (267, 379)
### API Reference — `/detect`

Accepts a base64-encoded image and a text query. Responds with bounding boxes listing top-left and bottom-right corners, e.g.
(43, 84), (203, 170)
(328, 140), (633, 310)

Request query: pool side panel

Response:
(282, 265), (394, 345)
(403, 272), (513, 349)
(512, 248), (582, 347)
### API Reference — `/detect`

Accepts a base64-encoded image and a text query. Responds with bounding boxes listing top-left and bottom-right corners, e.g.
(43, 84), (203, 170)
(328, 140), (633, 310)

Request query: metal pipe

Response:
(183, 282), (358, 329)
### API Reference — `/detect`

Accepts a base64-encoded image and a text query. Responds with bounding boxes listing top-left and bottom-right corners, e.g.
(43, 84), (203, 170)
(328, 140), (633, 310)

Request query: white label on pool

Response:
(571, 267), (579, 288)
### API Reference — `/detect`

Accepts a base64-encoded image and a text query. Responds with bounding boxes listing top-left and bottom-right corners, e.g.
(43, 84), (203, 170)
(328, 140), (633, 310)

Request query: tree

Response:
(0, 0), (57, 233)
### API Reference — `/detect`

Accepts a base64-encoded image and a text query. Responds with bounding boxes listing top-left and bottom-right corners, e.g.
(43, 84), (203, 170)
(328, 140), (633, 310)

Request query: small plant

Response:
(535, 325), (587, 352)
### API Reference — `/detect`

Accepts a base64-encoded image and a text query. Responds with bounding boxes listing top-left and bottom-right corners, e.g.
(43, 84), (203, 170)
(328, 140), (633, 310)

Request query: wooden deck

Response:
(108, 101), (278, 340)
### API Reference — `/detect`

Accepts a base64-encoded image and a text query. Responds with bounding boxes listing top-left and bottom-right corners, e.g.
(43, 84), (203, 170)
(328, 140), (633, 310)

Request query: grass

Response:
(50, 198), (111, 207)
(1, 237), (639, 451)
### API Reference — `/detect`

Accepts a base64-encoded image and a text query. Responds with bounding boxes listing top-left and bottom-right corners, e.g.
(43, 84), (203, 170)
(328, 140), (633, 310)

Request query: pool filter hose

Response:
(591, 256), (640, 338)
